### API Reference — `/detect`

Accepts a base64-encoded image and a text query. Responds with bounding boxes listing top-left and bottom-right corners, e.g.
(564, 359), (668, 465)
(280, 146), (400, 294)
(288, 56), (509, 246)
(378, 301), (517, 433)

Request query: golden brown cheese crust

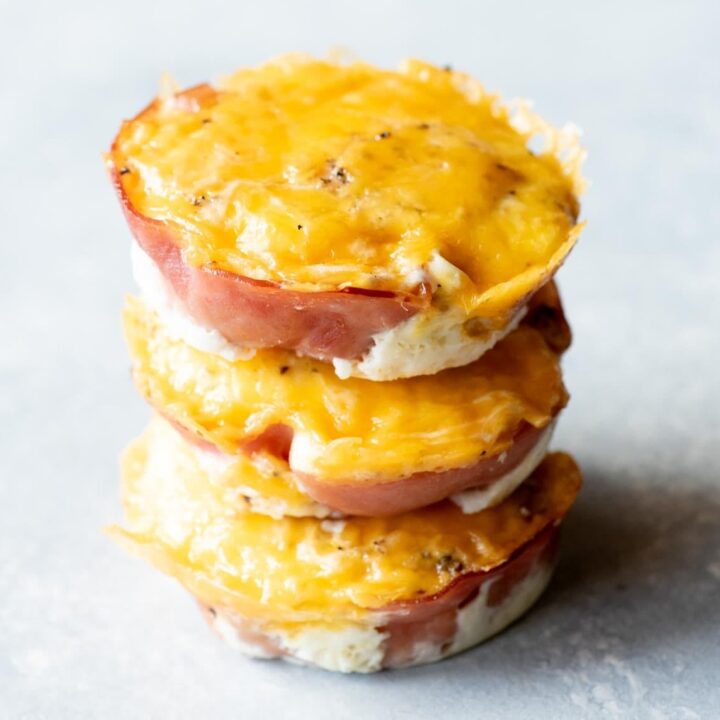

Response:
(111, 450), (581, 623)
(111, 56), (583, 318)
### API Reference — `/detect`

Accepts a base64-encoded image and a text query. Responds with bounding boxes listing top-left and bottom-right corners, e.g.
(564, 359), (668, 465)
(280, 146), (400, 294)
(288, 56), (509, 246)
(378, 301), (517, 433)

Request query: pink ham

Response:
(294, 422), (551, 516)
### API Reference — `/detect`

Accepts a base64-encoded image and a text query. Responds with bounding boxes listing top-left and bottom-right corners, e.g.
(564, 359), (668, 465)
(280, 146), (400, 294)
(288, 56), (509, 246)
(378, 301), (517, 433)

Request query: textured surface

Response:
(1, 1), (719, 718)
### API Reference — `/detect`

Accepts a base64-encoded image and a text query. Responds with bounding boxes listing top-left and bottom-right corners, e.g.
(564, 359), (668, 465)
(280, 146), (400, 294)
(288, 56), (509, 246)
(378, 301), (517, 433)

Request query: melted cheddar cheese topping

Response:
(112, 55), (583, 315)
(113, 449), (581, 622)
(124, 297), (567, 481)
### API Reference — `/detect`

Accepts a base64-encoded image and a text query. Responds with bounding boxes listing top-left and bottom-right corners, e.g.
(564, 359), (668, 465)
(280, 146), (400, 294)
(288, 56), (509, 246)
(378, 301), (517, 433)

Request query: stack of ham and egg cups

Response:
(108, 56), (585, 673)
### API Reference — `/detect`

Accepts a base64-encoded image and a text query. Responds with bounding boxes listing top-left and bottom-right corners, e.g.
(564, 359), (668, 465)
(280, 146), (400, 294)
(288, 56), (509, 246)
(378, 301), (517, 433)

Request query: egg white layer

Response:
(131, 242), (523, 381)
(451, 421), (556, 514)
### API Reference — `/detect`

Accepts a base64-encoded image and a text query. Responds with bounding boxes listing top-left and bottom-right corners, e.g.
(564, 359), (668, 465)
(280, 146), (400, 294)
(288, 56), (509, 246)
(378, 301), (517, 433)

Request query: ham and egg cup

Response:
(112, 445), (581, 672)
(108, 55), (584, 381)
(122, 283), (569, 518)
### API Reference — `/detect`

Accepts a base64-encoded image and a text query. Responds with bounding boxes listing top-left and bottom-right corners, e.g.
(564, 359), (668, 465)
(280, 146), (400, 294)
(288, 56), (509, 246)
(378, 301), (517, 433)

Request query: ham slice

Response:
(293, 422), (553, 516)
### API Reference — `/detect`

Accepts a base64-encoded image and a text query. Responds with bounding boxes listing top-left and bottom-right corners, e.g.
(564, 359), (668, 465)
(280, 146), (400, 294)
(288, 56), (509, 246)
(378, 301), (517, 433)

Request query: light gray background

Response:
(1, 1), (718, 718)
